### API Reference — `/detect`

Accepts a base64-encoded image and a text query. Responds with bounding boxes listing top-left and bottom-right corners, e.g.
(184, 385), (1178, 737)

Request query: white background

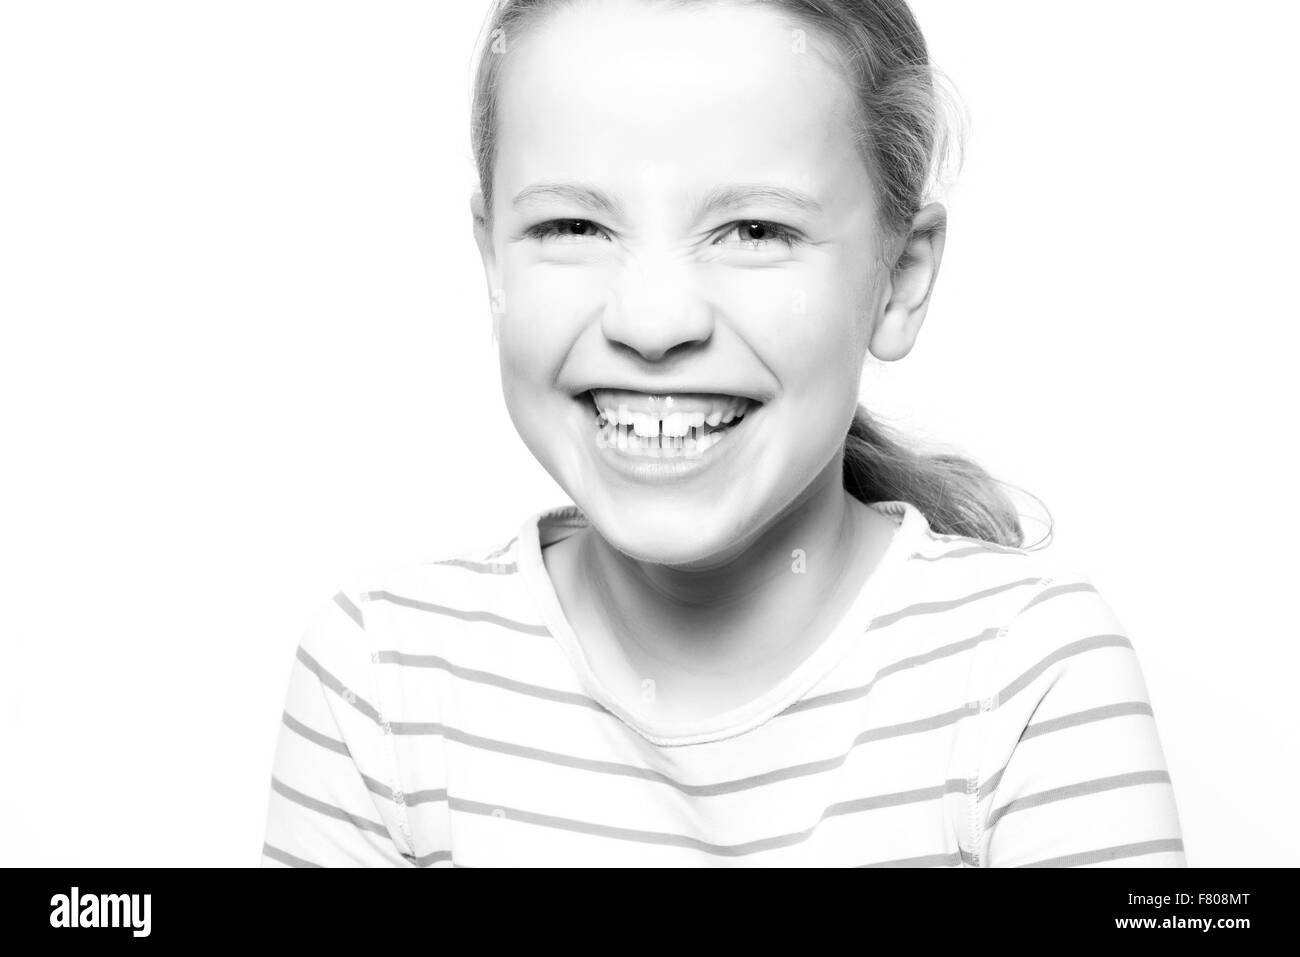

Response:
(1, 0), (1295, 867)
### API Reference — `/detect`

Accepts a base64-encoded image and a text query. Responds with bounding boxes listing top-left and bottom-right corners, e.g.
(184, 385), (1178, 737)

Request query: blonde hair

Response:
(470, 0), (1048, 548)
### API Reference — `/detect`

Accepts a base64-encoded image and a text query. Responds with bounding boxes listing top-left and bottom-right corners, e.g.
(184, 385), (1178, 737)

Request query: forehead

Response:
(494, 0), (866, 204)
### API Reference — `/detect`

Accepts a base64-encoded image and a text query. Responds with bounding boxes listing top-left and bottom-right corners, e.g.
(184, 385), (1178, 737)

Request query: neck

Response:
(579, 454), (875, 678)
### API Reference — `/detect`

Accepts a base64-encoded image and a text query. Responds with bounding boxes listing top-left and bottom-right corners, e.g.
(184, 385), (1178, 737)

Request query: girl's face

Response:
(475, 0), (901, 566)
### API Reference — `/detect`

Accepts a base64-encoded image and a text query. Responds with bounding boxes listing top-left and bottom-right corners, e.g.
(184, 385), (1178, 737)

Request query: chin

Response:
(587, 501), (742, 566)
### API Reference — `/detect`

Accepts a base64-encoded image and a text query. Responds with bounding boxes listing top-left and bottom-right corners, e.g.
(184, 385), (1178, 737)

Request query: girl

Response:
(262, 0), (1185, 867)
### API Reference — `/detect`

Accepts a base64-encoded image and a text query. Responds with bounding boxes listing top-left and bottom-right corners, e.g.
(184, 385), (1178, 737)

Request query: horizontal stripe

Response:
(372, 625), (993, 722)
(1019, 838), (1184, 868)
(394, 713), (981, 794)
(262, 842), (321, 868)
(830, 779), (970, 815)
(987, 770), (1172, 830)
(387, 720), (446, 735)
(857, 702), (979, 744)
(448, 783), (963, 858)
(446, 778), (969, 860)
(282, 710), (349, 757)
(264, 840), (429, 868)
(428, 723), (708, 791)
(994, 634), (1131, 706)
(362, 574), (1057, 652)
(977, 767), (1005, 803)
(405, 788), (449, 806)
(430, 557), (519, 574)
(450, 796), (793, 857)
(784, 627), (1001, 715)
(859, 850), (963, 868)
(1019, 701), (1153, 741)
(1021, 580), (1096, 613)
(412, 848), (454, 866)
(374, 650), (604, 712)
(270, 775), (391, 838)
(361, 589), (549, 636)
(482, 536), (518, 561)
(869, 577), (1044, 629)
(977, 701), (1154, 799)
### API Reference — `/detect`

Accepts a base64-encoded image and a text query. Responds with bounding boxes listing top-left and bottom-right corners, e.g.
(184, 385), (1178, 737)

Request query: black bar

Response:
(0, 866), (1288, 943)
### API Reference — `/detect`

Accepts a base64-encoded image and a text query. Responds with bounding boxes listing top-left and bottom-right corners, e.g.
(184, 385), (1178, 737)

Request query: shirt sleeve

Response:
(260, 587), (417, 867)
(971, 571), (1187, 867)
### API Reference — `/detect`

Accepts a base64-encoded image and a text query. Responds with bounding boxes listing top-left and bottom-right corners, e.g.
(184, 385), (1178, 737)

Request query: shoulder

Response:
(897, 517), (1136, 664)
(893, 511), (1096, 629)
(311, 517), (547, 658)
(909, 534), (1145, 714)
(894, 530), (1160, 763)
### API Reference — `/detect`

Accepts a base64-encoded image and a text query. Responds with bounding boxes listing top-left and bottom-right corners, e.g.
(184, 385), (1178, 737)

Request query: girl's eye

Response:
(715, 220), (801, 249)
(524, 219), (610, 241)
(522, 218), (800, 249)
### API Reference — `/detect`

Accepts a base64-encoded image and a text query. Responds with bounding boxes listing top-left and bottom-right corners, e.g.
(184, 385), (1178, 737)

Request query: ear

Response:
(869, 202), (947, 361)
(471, 190), (504, 333)
(471, 190), (496, 274)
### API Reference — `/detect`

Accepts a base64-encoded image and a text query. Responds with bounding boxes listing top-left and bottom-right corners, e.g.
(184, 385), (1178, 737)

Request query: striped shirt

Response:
(260, 499), (1186, 867)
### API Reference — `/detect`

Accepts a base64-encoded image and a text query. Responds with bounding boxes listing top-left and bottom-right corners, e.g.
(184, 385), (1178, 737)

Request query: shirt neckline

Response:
(515, 499), (926, 747)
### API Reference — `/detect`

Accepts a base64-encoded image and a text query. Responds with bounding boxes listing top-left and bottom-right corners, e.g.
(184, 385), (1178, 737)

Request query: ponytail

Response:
(843, 405), (1045, 548)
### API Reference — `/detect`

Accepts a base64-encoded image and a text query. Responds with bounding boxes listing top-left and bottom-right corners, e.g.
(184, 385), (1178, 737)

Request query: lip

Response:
(576, 394), (760, 486)
(584, 388), (758, 420)
(574, 385), (767, 405)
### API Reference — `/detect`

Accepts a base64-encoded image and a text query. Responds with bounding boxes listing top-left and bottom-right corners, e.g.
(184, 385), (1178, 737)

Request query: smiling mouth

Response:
(580, 389), (756, 458)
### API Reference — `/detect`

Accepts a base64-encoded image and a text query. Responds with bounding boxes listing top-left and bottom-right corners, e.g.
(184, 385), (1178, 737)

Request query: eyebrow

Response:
(511, 181), (823, 220)
(513, 182), (624, 219)
(699, 183), (823, 217)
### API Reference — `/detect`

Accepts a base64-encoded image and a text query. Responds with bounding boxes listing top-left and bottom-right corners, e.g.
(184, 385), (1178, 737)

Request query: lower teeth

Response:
(595, 417), (741, 458)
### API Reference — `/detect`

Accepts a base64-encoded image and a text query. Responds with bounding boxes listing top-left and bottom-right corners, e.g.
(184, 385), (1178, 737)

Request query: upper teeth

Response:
(589, 392), (752, 437)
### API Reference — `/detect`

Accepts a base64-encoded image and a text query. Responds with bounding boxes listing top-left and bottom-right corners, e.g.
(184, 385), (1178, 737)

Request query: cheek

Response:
(498, 261), (605, 385)
(711, 266), (861, 377)
(714, 268), (863, 454)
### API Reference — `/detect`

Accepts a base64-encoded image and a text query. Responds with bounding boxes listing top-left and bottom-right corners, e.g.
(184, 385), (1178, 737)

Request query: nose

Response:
(600, 253), (714, 361)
